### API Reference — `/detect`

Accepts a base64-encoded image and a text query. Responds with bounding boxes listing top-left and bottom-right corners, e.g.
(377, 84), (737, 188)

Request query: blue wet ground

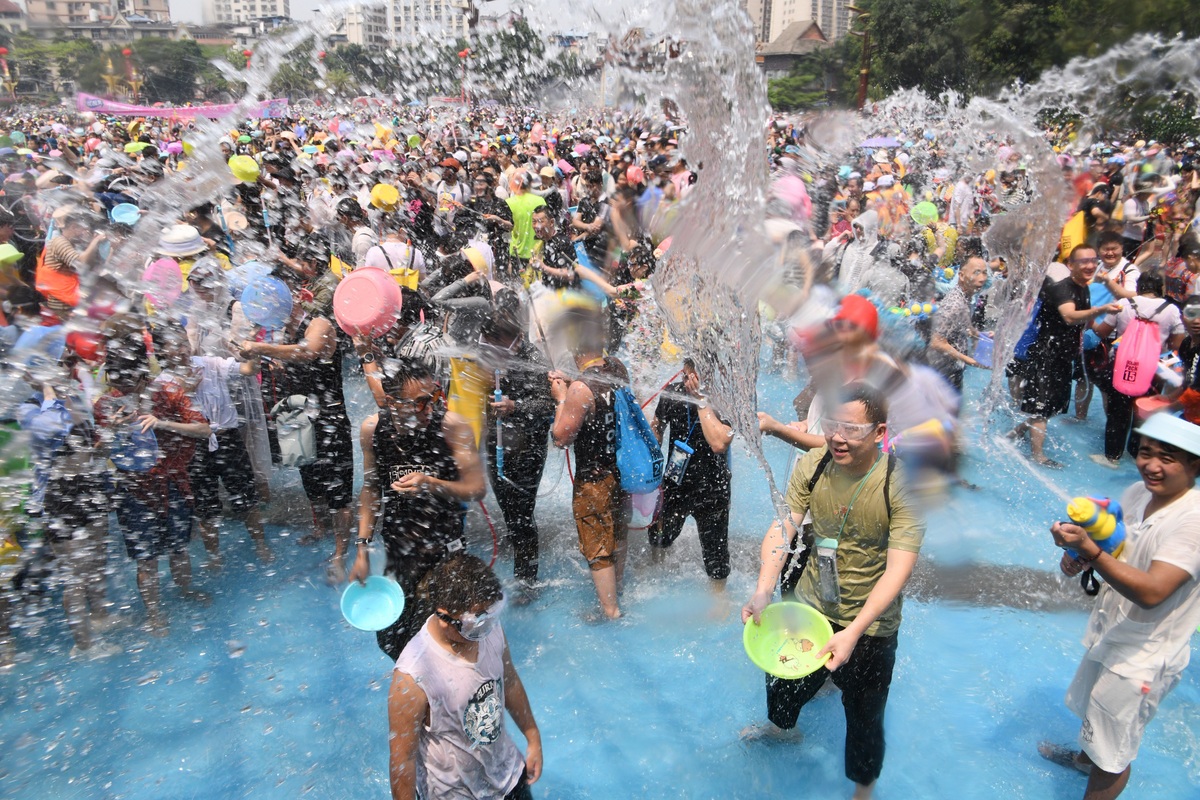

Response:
(1, 361), (1198, 799)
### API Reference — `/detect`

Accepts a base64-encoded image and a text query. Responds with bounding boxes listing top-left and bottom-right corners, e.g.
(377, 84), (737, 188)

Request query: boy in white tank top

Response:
(389, 554), (542, 800)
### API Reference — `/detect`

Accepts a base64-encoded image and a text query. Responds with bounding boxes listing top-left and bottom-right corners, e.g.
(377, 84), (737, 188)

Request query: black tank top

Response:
(573, 361), (620, 482)
(278, 315), (344, 409)
(372, 407), (464, 559)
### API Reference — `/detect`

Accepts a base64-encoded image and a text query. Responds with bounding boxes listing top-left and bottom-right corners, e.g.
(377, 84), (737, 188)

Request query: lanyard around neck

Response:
(830, 454), (884, 545)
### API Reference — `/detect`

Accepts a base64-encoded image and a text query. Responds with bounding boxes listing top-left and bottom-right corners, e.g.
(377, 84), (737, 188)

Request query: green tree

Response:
(767, 56), (828, 111)
(129, 39), (205, 103)
(961, 0), (1061, 93)
(323, 68), (357, 98)
(270, 60), (318, 99)
(867, 0), (970, 96)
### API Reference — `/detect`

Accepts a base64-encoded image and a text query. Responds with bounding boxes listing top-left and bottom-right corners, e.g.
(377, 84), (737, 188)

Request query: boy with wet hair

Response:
(389, 553), (542, 800)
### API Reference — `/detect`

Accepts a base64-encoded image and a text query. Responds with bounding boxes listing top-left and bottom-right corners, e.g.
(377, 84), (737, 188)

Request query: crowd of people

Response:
(0, 101), (1195, 800)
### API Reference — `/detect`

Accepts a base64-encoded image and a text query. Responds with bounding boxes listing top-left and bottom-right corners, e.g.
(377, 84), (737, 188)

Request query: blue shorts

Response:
(117, 482), (192, 561)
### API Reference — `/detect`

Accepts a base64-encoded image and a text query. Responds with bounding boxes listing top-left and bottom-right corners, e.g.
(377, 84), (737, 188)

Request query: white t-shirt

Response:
(191, 356), (240, 432)
(1122, 196), (1149, 240)
(363, 240), (426, 277)
(394, 620), (524, 800)
(351, 226), (379, 269)
(1081, 484), (1200, 681)
(1100, 295), (1182, 349)
(1102, 258), (1140, 296)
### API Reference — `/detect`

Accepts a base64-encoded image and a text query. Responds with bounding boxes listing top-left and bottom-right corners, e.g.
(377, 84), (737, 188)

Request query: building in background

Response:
(26, 12), (184, 43)
(201, 0), (290, 26)
(746, 0), (850, 45)
(343, 4), (390, 49)
(26, 0), (170, 24)
(755, 20), (828, 79)
(0, 0), (26, 36)
(389, 0), (469, 43)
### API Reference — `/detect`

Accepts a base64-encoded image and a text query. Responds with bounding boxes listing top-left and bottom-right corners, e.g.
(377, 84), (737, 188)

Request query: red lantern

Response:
(317, 51), (326, 59)
(243, 49), (253, 57)
(0, 48), (8, 56)
(121, 48), (132, 56)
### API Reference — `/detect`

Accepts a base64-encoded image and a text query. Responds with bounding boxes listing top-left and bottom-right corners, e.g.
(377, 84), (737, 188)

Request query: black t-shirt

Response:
(1077, 197), (1113, 232)
(653, 386), (731, 496)
(576, 196), (610, 266)
(541, 231), (579, 289)
(1032, 275), (1090, 359)
(1180, 337), (1200, 390)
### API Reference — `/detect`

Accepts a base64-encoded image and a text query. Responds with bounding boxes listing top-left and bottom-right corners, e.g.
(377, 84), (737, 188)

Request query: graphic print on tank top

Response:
(463, 679), (503, 748)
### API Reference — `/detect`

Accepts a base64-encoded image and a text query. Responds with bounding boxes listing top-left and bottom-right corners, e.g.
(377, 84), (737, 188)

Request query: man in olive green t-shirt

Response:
(742, 384), (925, 800)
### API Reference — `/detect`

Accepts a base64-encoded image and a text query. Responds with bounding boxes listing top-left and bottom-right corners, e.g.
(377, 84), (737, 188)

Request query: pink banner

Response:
(75, 93), (289, 119)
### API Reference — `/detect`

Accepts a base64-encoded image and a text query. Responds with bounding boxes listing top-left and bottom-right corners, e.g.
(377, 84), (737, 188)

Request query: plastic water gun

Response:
(1065, 496), (1126, 562)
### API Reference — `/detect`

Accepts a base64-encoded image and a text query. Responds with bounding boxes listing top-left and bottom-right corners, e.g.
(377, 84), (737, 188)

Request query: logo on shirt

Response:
(388, 464), (423, 485)
(463, 678), (502, 747)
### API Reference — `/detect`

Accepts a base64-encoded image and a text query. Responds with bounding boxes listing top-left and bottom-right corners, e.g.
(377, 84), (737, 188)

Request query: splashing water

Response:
(6, 2), (1200, 796)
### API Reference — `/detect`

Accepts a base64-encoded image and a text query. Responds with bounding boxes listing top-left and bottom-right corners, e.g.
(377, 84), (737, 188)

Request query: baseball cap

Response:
(831, 294), (879, 340)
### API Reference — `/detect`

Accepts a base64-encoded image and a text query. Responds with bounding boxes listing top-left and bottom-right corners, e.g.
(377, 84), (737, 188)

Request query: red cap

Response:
(66, 331), (104, 363)
(831, 295), (879, 340)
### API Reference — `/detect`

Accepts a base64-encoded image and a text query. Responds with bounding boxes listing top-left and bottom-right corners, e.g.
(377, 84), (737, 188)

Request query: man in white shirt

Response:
(363, 216), (427, 281)
(1096, 231), (1139, 301)
(1041, 412), (1200, 799)
(1121, 183), (1154, 260)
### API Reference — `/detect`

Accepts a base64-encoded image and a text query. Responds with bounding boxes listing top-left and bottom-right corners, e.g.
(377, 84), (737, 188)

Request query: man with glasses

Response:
(390, 553), (542, 800)
(351, 360), (487, 660)
(1009, 246), (1121, 468)
(741, 384), (925, 800)
(1095, 231), (1138, 301)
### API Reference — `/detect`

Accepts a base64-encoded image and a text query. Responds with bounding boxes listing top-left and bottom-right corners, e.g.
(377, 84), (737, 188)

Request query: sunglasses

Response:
(388, 391), (441, 412)
(820, 418), (880, 441)
(435, 597), (505, 641)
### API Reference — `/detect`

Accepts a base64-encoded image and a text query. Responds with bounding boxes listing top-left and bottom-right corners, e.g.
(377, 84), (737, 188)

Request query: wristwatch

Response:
(697, 397), (709, 410)
(360, 352), (375, 364)
(355, 538), (371, 548)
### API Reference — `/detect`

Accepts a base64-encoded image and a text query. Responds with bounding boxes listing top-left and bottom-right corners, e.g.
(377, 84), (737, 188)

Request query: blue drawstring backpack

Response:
(612, 387), (664, 494)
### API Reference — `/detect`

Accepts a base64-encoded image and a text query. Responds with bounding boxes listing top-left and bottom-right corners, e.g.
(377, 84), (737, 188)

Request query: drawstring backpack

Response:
(1112, 299), (1170, 397)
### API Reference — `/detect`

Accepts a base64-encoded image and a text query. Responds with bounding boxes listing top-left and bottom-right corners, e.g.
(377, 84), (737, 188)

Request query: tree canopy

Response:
(862, 0), (1200, 97)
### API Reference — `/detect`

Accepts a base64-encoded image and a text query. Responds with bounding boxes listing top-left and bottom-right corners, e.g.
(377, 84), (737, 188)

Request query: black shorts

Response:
(190, 429), (259, 520)
(299, 408), (354, 510)
(116, 482), (192, 561)
(1019, 352), (1075, 418)
(43, 473), (110, 543)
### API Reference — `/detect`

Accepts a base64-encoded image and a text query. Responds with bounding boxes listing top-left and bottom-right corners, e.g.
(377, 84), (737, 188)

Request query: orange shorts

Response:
(572, 473), (629, 570)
